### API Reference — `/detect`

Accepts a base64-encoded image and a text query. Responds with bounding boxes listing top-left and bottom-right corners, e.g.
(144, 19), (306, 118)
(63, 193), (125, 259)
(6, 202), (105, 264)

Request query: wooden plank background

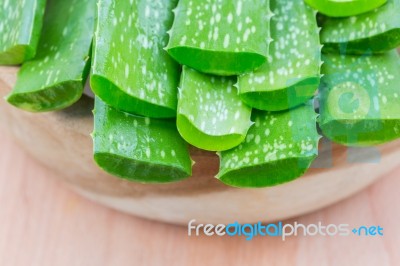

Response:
(0, 128), (399, 266)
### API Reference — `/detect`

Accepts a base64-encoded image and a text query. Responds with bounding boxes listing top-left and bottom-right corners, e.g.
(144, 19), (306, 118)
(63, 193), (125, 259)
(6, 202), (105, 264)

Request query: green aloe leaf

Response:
(305, 0), (387, 17)
(0, 0), (46, 65)
(319, 50), (400, 146)
(321, 0), (400, 54)
(93, 97), (192, 183)
(238, 0), (321, 111)
(91, 0), (180, 118)
(177, 66), (252, 151)
(217, 101), (319, 188)
(166, 0), (272, 76)
(6, 0), (95, 112)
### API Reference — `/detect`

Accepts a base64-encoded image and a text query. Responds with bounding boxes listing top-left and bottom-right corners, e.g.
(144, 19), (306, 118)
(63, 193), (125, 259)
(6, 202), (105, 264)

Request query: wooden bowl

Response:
(1, 66), (399, 225)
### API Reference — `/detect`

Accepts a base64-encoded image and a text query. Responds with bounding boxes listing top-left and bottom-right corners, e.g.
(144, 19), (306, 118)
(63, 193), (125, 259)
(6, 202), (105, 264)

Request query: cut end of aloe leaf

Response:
(94, 153), (191, 183)
(167, 0), (271, 75)
(176, 67), (252, 151)
(304, 0), (387, 17)
(319, 50), (400, 146)
(217, 156), (317, 188)
(321, 0), (400, 54)
(322, 29), (400, 55)
(90, 75), (177, 118)
(6, 80), (83, 112)
(93, 97), (192, 183)
(166, 47), (267, 76)
(239, 77), (319, 111)
(177, 115), (250, 152)
(0, 45), (34, 66)
(217, 102), (319, 188)
(319, 119), (400, 147)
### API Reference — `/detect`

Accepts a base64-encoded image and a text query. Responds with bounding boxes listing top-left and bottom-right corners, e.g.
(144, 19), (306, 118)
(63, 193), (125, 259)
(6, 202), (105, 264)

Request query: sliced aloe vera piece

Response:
(321, 0), (400, 54)
(305, 0), (387, 17)
(166, 0), (272, 76)
(319, 50), (400, 146)
(93, 97), (192, 183)
(0, 0), (46, 65)
(217, 101), (319, 188)
(177, 67), (252, 151)
(238, 0), (321, 111)
(6, 0), (95, 112)
(91, 0), (179, 118)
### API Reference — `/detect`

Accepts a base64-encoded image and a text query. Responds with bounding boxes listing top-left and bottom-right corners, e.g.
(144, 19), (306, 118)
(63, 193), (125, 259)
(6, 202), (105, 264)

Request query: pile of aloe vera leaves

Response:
(2, 0), (400, 188)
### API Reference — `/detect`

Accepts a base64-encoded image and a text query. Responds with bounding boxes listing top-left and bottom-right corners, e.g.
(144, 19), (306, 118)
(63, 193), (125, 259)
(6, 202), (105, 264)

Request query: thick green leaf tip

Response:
(321, 0), (400, 54)
(0, 0), (46, 65)
(93, 97), (192, 183)
(217, 102), (320, 188)
(6, 0), (95, 112)
(239, 0), (321, 111)
(166, 0), (272, 76)
(305, 0), (387, 17)
(319, 50), (400, 146)
(91, 0), (180, 118)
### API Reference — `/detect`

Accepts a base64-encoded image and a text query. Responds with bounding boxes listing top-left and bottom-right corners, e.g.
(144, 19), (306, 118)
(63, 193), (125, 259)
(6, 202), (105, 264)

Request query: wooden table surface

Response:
(0, 128), (399, 266)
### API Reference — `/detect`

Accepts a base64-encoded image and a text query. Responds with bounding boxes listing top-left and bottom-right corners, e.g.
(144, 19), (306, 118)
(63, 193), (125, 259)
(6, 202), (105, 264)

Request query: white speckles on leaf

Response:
(6, 0), (94, 112)
(0, 0), (46, 64)
(223, 34), (230, 48)
(238, 0), (320, 111)
(319, 51), (400, 145)
(321, 0), (400, 53)
(145, 147), (151, 158)
(218, 102), (319, 187)
(91, 0), (180, 117)
(166, 0), (271, 75)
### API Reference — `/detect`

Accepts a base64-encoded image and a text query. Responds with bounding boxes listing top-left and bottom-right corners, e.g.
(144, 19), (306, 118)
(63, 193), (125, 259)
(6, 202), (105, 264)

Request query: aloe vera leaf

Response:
(321, 0), (400, 54)
(238, 0), (321, 112)
(319, 50), (400, 146)
(91, 0), (179, 118)
(305, 0), (387, 17)
(93, 97), (192, 183)
(217, 101), (319, 188)
(166, 0), (272, 76)
(176, 66), (252, 151)
(0, 0), (46, 65)
(6, 0), (95, 112)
